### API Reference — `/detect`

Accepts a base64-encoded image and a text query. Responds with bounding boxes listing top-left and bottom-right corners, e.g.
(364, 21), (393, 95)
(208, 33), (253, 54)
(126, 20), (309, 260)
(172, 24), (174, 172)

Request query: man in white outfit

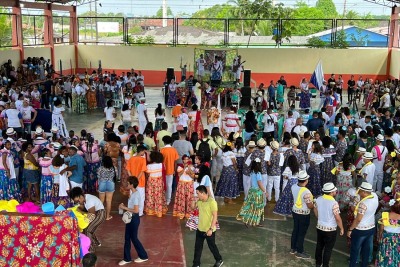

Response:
(372, 134), (387, 192)
(137, 97), (148, 134)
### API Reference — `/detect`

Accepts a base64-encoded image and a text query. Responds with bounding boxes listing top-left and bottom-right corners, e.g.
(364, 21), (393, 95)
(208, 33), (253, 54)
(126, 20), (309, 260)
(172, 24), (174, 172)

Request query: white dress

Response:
(52, 106), (68, 137)
(224, 112), (240, 133)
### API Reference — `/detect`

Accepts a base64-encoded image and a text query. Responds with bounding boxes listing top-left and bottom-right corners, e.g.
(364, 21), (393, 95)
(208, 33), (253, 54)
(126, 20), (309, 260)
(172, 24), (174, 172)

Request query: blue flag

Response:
(310, 60), (324, 90)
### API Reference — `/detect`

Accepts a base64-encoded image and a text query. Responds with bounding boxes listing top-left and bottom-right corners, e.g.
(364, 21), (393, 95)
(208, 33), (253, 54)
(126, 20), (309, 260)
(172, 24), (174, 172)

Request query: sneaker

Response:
(214, 260), (224, 267)
(118, 260), (132, 266)
(289, 249), (296, 255)
(295, 252), (311, 259)
(134, 258), (148, 263)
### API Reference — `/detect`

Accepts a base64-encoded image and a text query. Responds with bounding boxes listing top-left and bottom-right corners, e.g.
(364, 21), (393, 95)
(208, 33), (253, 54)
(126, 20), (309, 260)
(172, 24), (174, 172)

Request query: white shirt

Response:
(177, 113), (189, 127)
(84, 194), (104, 211)
(315, 196), (340, 231)
(196, 58), (205, 71)
(222, 151), (235, 167)
(137, 103), (147, 122)
(382, 94), (390, 108)
(392, 133), (400, 148)
(361, 162), (376, 185)
(263, 113), (277, 133)
(284, 117), (296, 133)
(291, 184), (312, 215)
(5, 109), (22, 128)
(372, 145), (387, 172)
(356, 192), (379, 230)
(137, 75), (144, 86)
(15, 100), (23, 110)
(104, 107), (116, 122)
(121, 110), (131, 122)
(292, 125), (308, 136)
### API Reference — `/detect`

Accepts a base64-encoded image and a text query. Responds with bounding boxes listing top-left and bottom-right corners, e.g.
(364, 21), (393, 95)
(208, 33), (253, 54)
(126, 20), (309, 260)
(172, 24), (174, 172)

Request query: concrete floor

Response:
(63, 88), (352, 267)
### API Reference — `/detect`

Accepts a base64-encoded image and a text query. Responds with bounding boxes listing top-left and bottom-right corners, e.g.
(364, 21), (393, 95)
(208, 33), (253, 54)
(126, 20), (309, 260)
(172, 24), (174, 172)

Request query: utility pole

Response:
(95, 0), (98, 42)
(90, 1), (93, 39)
(342, 0), (347, 29)
(162, 0), (167, 27)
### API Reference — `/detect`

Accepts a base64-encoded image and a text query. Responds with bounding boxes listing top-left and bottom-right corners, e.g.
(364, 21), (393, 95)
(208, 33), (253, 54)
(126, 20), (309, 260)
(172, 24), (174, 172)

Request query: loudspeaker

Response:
(243, 70), (251, 87)
(241, 86), (252, 106)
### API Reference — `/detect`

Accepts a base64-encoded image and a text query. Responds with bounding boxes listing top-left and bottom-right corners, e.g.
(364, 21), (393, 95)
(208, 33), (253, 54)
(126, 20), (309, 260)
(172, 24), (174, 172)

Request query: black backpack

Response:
(197, 139), (211, 162)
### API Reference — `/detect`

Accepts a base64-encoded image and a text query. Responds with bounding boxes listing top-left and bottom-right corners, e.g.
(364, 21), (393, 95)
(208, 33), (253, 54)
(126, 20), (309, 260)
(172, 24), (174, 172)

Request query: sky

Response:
(76, 0), (392, 16)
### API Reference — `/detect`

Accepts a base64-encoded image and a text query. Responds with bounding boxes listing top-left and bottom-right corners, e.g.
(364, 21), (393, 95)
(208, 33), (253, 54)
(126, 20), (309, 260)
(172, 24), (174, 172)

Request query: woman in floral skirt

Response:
(173, 155), (195, 219)
(376, 199), (400, 267)
(333, 153), (356, 210)
(82, 139), (101, 194)
(215, 142), (240, 204)
(1, 141), (21, 202)
(145, 151), (168, 218)
(273, 155), (299, 216)
(233, 137), (246, 192)
(167, 79), (177, 108)
(38, 149), (53, 204)
(320, 136), (336, 185)
(307, 141), (324, 197)
(237, 158), (266, 226)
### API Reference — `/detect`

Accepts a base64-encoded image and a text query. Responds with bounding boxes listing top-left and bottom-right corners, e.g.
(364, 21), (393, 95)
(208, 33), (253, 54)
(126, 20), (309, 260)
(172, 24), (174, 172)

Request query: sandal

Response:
(106, 216), (113, 220)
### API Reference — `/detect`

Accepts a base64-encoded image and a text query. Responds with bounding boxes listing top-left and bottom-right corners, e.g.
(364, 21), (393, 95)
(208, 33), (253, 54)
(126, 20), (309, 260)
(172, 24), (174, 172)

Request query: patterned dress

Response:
(215, 151), (240, 199)
(187, 111), (204, 140)
(336, 164), (356, 210)
(82, 143), (101, 194)
(273, 167), (298, 216)
(172, 165), (194, 219)
(145, 163), (168, 217)
(167, 84), (177, 107)
(307, 153), (324, 197)
(335, 139), (348, 164)
(39, 157), (53, 204)
(234, 147), (246, 192)
(2, 149), (21, 202)
(237, 172), (264, 226)
(320, 147), (336, 185)
(283, 148), (306, 170)
(300, 87), (311, 109)
(376, 213), (400, 267)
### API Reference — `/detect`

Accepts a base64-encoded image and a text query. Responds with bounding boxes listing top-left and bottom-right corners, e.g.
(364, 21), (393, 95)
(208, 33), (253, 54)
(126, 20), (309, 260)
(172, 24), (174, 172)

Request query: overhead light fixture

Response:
(99, 3), (102, 7)
(20, 3), (25, 8)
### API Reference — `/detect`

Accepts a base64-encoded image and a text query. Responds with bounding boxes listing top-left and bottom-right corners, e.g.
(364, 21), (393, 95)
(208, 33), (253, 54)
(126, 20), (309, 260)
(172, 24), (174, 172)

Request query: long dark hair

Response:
(287, 155), (299, 175)
(155, 103), (163, 116)
(211, 127), (223, 144)
(235, 137), (244, 150)
(342, 153), (353, 171)
(251, 160), (262, 173)
(197, 164), (211, 183)
(127, 135), (137, 150)
(190, 132), (199, 153)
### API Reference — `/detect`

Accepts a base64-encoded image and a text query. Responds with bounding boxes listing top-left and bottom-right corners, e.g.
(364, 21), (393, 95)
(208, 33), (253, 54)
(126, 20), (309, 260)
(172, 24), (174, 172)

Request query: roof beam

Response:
(363, 0), (397, 7)
(0, 0), (75, 11)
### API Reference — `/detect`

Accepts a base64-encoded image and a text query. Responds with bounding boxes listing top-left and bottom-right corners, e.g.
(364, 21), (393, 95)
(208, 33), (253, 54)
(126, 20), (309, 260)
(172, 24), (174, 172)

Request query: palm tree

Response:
(228, 0), (247, 36)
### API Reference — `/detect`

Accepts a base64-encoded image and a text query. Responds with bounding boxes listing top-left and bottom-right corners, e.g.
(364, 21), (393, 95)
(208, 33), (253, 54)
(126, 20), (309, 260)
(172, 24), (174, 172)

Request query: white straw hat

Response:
(322, 183), (337, 193)
(297, 170), (310, 181)
(362, 152), (373, 160)
(358, 182), (373, 192)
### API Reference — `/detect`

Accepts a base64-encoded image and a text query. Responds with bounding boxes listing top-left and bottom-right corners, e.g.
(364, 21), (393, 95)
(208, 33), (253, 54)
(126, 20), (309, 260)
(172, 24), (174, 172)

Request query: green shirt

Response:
(197, 197), (218, 232)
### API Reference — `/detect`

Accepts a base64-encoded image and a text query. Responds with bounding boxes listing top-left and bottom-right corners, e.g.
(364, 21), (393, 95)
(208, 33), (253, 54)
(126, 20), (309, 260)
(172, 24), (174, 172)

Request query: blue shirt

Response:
(250, 172), (262, 188)
(128, 190), (140, 209)
(268, 85), (275, 98)
(69, 154), (86, 183)
(306, 118), (323, 131)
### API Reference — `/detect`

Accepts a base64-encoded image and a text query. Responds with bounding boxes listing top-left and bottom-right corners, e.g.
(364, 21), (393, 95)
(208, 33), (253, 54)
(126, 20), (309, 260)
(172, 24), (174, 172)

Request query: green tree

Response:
(228, 0), (248, 36)
(184, 4), (234, 32)
(155, 6), (173, 18)
(292, 2), (326, 35)
(315, 0), (338, 18)
(0, 8), (12, 47)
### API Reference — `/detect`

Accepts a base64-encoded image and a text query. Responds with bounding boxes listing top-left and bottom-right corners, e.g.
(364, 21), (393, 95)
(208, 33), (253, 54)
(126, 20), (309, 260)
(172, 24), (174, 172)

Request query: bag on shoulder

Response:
(197, 139), (212, 162)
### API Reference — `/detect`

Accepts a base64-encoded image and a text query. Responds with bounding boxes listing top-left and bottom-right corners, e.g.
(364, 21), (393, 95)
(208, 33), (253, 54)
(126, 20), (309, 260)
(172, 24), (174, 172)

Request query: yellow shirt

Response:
(156, 130), (172, 149)
(143, 136), (156, 151)
(197, 197), (218, 232)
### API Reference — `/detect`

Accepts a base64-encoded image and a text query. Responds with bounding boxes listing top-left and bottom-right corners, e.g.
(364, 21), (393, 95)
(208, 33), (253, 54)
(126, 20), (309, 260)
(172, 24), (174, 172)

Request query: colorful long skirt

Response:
(376, 231), (400, 267)
(167, 90), (177, 107)
(273, 178), (298, 216)
(236, 157), (244, 192)
(300, 92), (311, 109)
(187, 119), (204, 140)
(336, 174), (352, 210)
(186, 208), (221, 230)
(307, 163), (322, 197)
(145, 176), (168, 217)
(237, 187), (264, 226)
(7, 178), (21, 202)
(84, 162), (100, 194)
(119, 160), (130, 196)
(172, 181), (194, 219)
(87, 91), (97, 109)
(0, 169), (9, 200)
(96, 90), (106, 109)
(51, 183), (71, 209)
(40, 174), (53, 204)
(215, 165), (240, 199)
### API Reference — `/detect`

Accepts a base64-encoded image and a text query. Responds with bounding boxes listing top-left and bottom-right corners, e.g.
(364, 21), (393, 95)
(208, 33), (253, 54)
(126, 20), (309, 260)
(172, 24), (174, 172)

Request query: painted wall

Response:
(54, 45), (75, 74)
(390, 48), (400, 79)
(0, 49), (21, 67)
(76, 46), (389, 86)
(24, 47), (51, 62)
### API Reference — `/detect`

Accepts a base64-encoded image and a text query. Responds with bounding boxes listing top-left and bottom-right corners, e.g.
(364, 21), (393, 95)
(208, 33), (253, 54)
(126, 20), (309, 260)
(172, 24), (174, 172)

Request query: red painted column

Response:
(70, 5), (78, 75)
(387, 6), (400, 79)
(44, 3), (55, 76)
(12, 3), (24, 64)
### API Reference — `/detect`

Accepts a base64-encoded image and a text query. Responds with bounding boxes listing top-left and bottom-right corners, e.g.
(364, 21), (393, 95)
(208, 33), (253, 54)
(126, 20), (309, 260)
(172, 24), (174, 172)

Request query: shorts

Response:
(98, 180), (115, 193)
(197, 69), (204, 77)
(25, 169), (40, 184)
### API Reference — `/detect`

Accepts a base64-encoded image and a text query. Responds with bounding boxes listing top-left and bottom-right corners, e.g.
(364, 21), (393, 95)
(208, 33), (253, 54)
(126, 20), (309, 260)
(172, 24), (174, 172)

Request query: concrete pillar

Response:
(387, 6), (400, 79)
(12, 2), (24, 63)
(43, 4), (55, 76)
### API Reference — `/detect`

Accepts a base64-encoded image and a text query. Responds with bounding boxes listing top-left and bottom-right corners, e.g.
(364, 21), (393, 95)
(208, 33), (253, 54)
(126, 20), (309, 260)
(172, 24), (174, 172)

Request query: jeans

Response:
(291, 212), (310, 253)
(165, 174), (173, 205)
(41, 93), (49, 109)
(123, 214), (148, 262)
(123, 121), (131, 132)
(269, 97), (277, 109)
(348, 88), (354, 103)
(98, 180), (115, 193)
(318, 96), (326, 110)
(24, 123), (31, 138)
(243, 131), (253, 141)
(349, 228), (374, 267)
(193, 230), (222, 266)
(315, 229), (337, 267)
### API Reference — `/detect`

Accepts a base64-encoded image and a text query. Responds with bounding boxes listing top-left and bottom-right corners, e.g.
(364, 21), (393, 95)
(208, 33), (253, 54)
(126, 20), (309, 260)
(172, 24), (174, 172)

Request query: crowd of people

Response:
(2, 55), (400, 267)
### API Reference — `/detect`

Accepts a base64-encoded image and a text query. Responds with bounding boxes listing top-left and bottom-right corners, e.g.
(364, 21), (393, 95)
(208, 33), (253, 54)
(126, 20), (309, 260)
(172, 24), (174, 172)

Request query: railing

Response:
(0, 13), (17, 48)
(0, 14), (393, 48)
